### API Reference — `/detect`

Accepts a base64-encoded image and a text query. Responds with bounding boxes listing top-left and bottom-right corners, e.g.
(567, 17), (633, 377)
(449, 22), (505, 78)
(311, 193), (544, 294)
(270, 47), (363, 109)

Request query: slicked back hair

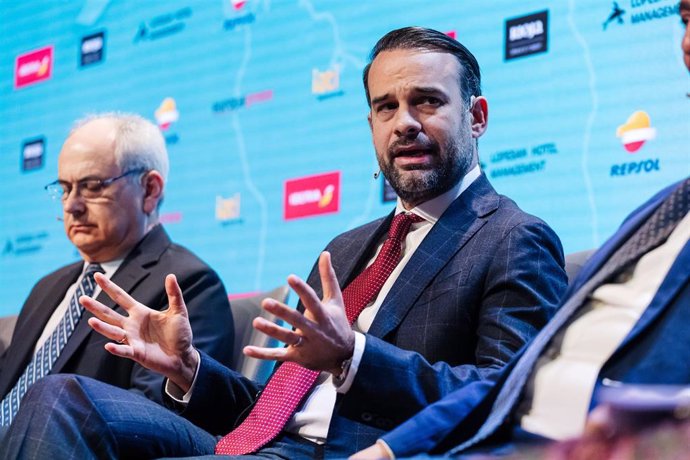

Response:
(363, 26), (481, 107)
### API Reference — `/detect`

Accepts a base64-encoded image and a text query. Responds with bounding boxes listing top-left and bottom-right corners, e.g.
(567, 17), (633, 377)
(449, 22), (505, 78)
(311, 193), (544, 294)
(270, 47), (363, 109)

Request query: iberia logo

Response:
(284, 171), (340, 220)
(155, 98), (179, 131)
(616, 111), (656, 153)
(231, 0), (246, 10)
(15, 46), (53, 89)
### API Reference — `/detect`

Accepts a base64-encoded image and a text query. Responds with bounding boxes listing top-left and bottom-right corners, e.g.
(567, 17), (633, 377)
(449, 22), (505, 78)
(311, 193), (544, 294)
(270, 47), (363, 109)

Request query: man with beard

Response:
(1, 27), (566, 459)
(349, 9), (690, 458)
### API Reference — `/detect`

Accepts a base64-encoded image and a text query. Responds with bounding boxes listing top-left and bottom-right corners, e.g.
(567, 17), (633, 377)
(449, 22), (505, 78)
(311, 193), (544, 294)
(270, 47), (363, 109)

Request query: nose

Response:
(393, 106), (422, 139)
(62, 187), (85, 215)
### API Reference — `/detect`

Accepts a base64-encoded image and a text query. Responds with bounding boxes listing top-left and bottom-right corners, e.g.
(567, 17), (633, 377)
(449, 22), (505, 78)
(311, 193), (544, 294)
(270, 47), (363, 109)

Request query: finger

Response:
(103, 342), (136, 360)
(243, 345), (289, 361)
(80, 295), (126, 325)
(318, 251), (344, 305)
(87, 317), (127, 343)
(165, 274), (189, 318)
(262, 298), (312, 332)
(93, 272), (139, 312)
(286, 274), (328, 324)
(252, 317), (302, 345)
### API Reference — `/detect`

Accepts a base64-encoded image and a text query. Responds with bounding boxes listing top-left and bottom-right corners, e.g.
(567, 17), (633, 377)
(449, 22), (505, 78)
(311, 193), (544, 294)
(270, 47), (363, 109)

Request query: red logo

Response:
(15, 46), (53, 89)
(616, 110), (656, 153)
(284, 171), (340, 220)
(231, 0), (246, 10)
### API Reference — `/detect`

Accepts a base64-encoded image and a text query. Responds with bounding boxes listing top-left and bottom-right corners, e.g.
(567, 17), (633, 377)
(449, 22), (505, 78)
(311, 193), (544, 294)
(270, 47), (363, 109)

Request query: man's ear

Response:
(469, 96), (488, 139)
(142, 170), (164, 215)
(367, 111), (373, 132)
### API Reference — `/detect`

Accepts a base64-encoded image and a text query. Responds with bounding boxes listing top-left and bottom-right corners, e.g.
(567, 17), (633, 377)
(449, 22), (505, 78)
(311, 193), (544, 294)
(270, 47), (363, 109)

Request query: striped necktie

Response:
(0, 263), (104, 426)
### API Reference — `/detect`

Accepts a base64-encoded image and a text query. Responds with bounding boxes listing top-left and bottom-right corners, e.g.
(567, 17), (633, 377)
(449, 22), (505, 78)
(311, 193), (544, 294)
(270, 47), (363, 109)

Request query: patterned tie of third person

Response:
(215, 212), (424, 455)
(452, 177), (690, 454)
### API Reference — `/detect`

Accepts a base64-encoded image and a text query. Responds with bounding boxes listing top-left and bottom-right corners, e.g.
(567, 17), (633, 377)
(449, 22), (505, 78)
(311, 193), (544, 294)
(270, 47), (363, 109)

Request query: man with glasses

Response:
(0, 113), (235, 427)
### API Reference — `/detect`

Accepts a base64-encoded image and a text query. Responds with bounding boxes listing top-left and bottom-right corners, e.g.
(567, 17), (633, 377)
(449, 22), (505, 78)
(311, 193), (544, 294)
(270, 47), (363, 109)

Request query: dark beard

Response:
(382, 136), (472, 206)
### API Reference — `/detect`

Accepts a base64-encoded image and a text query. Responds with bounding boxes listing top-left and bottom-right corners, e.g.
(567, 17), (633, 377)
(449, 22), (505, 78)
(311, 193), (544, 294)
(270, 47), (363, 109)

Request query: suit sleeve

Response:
(128, 267), (235, 403)
(166, 351), (260, 435)
(338, 220), (567, 429)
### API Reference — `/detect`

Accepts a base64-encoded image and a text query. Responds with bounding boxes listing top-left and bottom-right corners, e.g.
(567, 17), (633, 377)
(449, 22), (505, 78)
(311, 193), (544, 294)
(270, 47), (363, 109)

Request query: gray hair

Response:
(71, 112), (169, 182)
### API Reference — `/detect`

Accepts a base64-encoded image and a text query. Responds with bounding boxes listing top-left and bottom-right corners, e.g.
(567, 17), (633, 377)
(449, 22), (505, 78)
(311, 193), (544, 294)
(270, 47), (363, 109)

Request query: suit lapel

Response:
(569, 185), (672, 294)
(0, 263), (82, 395)
(52, 226), (170, 372)
(368, 175), (499, 339)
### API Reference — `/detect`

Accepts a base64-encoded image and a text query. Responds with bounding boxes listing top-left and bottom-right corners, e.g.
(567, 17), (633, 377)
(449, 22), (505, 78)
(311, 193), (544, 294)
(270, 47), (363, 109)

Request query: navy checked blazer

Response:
(177, 174), (567, 458)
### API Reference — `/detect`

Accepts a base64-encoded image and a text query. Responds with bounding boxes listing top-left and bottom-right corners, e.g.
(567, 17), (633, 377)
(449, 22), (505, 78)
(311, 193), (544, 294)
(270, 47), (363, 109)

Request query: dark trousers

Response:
(1, 374), (323, 460)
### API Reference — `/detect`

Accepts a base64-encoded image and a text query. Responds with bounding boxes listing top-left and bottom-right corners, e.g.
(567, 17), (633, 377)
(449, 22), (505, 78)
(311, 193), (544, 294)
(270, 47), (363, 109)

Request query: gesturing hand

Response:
(243, 251), (355, 375)
(80, 273), (198, 392)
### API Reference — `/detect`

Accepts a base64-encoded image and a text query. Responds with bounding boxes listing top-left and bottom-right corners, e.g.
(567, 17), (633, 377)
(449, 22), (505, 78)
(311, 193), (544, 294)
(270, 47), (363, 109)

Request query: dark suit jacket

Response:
(176, 174), (567, 457)
(0, 225), (235, 404)
(380, 178), (690, 457)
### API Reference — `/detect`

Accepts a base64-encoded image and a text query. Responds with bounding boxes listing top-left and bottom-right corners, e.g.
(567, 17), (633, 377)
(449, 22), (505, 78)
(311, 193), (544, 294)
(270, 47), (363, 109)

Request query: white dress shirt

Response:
(519, 210), (690, 440)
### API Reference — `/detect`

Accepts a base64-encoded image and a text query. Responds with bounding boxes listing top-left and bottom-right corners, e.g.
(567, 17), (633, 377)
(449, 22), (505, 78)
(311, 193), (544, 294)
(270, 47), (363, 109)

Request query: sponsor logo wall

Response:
(0, 0), (687, 314)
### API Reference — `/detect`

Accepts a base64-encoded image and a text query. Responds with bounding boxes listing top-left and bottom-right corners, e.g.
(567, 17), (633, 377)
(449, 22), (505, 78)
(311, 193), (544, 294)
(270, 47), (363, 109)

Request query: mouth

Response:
(69, 223), (95, 232)
(391, 146), (435, 168)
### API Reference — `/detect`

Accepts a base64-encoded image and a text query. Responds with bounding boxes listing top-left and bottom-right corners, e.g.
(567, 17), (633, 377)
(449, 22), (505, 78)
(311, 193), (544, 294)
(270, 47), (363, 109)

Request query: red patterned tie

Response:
(215, 212), (424, 454)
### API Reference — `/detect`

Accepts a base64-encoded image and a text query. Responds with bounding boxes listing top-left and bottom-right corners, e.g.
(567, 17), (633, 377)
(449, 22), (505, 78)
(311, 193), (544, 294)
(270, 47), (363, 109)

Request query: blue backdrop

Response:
(1, 0), (689, 314)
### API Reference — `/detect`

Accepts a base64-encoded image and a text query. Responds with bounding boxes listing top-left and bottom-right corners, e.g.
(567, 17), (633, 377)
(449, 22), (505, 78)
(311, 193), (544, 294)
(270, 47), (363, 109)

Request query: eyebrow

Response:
(56, 175), (107, 183)
(370, 87), (446, 106)
(370, 93), (392, 106)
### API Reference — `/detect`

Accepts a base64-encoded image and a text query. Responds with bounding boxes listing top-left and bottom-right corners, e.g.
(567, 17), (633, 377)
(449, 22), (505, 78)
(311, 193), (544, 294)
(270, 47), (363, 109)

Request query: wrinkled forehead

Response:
(368, 49), (461, 96)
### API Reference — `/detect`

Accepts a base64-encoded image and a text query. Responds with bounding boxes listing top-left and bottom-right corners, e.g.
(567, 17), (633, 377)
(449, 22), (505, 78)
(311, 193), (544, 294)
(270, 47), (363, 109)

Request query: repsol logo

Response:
(610, 158), (660, 176)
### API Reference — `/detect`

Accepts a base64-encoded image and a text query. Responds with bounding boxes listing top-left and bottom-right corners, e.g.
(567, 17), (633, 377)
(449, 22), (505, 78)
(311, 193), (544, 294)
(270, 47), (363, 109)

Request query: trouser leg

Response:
(1, 374), (217, 460)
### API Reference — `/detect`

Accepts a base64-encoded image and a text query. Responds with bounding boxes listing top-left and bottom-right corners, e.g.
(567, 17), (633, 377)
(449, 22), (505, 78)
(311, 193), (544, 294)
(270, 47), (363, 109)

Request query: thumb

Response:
(165, 274), (189, 318)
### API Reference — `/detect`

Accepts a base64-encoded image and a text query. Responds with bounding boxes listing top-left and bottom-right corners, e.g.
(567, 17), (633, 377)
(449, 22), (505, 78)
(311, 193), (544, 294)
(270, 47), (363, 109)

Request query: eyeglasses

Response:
(44, 169), (147, 201)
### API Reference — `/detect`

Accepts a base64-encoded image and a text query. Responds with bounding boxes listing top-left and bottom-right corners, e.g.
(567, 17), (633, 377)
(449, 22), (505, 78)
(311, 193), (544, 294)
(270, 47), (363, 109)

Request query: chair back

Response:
(565, 249), (596, 285)
(230, 286), (289, 382)
(0, 314), (18, 356)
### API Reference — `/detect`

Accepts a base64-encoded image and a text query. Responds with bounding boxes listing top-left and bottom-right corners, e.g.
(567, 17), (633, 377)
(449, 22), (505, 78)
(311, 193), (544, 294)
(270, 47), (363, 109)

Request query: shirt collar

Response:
(82, 258), (123, 278)
(395, 164), (481, 224)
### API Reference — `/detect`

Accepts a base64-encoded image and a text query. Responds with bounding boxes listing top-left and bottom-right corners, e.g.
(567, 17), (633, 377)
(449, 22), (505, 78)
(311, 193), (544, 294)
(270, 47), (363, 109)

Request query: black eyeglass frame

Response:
(44, 168), (148, 201)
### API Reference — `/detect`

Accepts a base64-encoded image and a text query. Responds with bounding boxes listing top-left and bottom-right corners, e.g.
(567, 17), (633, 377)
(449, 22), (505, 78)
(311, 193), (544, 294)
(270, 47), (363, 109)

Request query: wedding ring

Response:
(117, 333), (128, 344)
(293, 336), (303, 348)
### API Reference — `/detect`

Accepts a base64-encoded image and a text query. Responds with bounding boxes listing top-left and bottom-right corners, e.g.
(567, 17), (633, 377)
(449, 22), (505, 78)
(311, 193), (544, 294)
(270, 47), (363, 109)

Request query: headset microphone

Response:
(373, 170), (381, 179)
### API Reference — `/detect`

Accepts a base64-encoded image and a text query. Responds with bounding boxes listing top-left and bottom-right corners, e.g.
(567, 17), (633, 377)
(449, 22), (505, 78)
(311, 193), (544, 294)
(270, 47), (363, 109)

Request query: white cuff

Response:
(164, 349), (201, 405)
(377, 439), (396, 460)
(334, 331), (365, 394)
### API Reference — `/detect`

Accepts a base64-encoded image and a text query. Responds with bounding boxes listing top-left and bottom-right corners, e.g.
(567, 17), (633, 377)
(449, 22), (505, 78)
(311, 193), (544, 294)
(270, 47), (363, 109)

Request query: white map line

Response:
(298, 0), (379, 231)
(567, 0), (600, 246)
(232, 26), (268, 291)
(298, 0), (367, 70)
